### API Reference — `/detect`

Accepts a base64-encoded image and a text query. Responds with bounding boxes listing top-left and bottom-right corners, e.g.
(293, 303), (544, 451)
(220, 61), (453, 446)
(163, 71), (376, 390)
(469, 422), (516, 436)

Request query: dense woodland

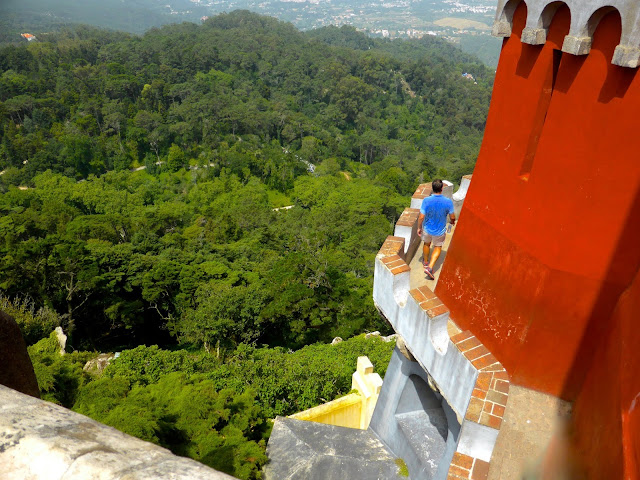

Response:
(0, 12), (492, 479)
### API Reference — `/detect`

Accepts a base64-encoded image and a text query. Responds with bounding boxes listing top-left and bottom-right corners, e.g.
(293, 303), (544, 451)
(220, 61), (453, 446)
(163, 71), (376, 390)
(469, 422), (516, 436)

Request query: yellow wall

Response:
(290, 394), (363, 429)
(289, 356), (384, 430)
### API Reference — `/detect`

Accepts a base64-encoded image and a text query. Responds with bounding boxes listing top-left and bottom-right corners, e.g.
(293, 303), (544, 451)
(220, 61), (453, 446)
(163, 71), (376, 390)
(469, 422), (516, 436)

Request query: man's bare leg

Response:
(429, 246), (442, 269)
(423, 242), (431, 267)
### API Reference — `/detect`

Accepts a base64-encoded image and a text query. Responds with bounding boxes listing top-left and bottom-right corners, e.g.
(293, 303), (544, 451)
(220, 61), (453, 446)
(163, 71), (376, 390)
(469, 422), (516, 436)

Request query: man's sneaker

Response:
(425, 266), (434, 280)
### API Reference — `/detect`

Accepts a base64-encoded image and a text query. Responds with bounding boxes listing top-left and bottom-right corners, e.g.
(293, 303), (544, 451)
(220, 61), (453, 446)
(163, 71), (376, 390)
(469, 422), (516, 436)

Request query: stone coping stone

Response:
(0, 385), (236, 480)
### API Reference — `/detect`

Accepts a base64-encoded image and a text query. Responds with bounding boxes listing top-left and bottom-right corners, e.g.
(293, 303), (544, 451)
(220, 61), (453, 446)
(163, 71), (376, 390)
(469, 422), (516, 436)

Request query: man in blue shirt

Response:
(417, 179), (456, 280)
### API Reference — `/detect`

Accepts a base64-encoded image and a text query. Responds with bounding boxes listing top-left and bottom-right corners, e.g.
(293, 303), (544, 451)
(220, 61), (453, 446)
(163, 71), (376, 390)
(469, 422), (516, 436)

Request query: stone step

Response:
(265, 417), (406, 480)
(395, 409), (448, 478)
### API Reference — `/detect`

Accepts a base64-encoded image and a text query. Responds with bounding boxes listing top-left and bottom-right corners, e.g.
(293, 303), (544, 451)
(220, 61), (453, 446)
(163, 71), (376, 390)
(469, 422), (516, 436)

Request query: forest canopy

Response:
(0, 12), (491, 351)
(0, 12), (491, 187)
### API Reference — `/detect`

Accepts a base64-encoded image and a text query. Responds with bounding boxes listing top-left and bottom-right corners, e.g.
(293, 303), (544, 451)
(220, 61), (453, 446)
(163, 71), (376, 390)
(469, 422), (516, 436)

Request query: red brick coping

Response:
(449, 452), (490, 480)
(412, 183), (434, 202)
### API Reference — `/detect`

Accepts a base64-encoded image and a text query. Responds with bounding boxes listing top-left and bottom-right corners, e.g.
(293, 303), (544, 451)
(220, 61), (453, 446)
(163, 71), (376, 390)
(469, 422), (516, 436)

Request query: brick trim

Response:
(448, 452), (490, 480)
(412, 183), (433, 201)
(377, 236), (406, 260)
(396, 208), (420, 227)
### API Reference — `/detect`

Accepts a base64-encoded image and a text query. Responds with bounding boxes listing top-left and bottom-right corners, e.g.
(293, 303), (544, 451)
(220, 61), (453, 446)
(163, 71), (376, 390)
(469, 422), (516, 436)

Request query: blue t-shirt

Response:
(420, 194), (454, 236)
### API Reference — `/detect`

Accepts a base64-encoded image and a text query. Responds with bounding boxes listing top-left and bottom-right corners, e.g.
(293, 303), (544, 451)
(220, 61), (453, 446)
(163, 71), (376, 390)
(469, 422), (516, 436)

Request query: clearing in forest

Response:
(433, 18), (491, 30)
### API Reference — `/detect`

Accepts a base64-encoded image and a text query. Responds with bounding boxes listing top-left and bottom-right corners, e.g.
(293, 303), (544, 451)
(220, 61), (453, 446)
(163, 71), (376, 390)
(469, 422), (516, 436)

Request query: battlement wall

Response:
(492, 0), (640, 67)
(373, 180), (510, 479)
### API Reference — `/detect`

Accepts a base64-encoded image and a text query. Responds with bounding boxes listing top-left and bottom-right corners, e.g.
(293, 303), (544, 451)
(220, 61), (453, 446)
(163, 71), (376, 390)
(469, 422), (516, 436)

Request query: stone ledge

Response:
(561, 35), (592, 56)
(491, 20), (512, 38)
(410, 182), (454, 209)
(411, 183), (433, 204)
(0, 385), (236, 480)
(448, 328), (511, 471)
(396, 208), (420, 227)
(612, 44), (640, 68)
(393, 208), (421, 260)
(521, 27), (546, 45)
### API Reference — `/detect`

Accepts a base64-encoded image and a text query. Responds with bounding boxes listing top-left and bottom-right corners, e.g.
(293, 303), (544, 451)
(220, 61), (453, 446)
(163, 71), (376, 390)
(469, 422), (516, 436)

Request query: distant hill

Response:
(0, 0), (205, 44)
(0, 0), (501, 66)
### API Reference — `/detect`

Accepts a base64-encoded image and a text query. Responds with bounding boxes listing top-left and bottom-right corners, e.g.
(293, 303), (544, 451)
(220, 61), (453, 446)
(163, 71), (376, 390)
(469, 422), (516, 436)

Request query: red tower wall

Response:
(436, 3), (640, 401)
(568, 264), (640, 478)
(436, 2), (640, 475)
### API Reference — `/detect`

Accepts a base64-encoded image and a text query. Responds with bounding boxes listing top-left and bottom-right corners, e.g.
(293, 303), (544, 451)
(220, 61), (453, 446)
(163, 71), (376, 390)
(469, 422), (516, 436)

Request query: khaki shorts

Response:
(421, 231), (446, 247)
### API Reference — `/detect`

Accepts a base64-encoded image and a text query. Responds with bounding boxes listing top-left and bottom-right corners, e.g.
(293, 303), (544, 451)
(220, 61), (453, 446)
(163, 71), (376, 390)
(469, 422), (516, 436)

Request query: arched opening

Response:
(539, 1), (569, 31)
(493, 0), (526, 37)
(586, 6), (620, 39)
(522, 1), (569, 45)
(589, 6), (623, 62)
(393, 374), (460, 479)
(562, 5), (620, 56)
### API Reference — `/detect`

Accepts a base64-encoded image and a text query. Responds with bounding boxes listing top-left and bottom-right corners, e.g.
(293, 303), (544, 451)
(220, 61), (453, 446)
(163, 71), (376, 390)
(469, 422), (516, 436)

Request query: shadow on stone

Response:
(0, 309), (40, 398)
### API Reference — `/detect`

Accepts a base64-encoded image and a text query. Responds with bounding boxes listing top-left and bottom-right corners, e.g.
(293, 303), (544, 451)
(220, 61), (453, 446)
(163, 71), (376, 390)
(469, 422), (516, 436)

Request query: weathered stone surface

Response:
(0, 385), (236, 480)
(370, 349), (461, 480)
(55, 326), (67, 355)
(396, 410), (448, 478)
(396, 336), (416, 362)
(0, 310), (40, 398)
(487, 385), (572, 480)
(265, 417), (404, 480)
(612, 45), (640, 68)
(561, 35), (593, 56)
(83, 353), (116, 376)
(521, 27), (546, 45)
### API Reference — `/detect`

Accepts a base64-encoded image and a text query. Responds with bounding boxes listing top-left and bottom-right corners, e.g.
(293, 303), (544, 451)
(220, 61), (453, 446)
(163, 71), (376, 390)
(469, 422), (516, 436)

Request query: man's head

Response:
(432, 179), (443, 194)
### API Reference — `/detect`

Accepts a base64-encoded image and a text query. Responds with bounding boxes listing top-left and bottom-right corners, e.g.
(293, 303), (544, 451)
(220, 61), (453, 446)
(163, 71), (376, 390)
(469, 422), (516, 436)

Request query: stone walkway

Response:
(404, 226), (573, 479)
(408, 224), (456, 291)
(487, 386), (572, 480)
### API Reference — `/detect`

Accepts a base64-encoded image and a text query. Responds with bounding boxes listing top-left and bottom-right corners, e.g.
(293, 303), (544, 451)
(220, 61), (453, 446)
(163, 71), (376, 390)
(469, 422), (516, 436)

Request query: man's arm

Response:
(448, 199), (456, 226)
(417, 213), (425, 235)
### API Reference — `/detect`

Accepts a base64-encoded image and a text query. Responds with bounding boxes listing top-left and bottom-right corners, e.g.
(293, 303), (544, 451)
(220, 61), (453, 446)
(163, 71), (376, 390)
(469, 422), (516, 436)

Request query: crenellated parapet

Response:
(373, 178), (511, 477)
(492, 0), (640, 67)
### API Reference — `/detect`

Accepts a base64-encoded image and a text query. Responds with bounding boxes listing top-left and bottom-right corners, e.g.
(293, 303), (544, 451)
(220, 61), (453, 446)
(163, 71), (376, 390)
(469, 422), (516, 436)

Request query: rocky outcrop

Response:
(55, 326), (67, 354)
(83, 353), (116, 376)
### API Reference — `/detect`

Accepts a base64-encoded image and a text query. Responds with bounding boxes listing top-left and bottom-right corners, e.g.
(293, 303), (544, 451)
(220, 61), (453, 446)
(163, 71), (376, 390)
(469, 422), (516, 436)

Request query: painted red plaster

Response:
(436, 3), (640, 473)
(569, 265), (640, 479)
